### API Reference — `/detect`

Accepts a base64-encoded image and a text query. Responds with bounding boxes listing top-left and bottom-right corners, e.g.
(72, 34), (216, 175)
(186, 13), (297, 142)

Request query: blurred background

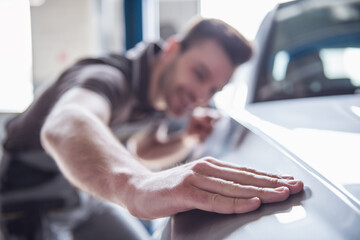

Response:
(0, 0), (290, 112)
(0, 0), (290, 156)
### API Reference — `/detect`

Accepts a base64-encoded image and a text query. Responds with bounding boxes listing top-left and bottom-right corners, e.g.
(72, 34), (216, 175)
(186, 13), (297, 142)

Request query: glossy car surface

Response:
(161, 0), (360, 239)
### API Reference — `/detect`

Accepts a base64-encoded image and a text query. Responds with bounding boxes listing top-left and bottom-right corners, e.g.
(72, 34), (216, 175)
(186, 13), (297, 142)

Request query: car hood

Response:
(228, 94), (360, 202)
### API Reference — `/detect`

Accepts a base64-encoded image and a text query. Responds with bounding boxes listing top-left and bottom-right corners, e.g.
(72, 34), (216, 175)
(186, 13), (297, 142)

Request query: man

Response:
(0, 17), (303, 239)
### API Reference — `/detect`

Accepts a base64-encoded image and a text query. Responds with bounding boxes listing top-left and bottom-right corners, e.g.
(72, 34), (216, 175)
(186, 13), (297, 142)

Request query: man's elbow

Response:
(40, 107), (82, 151)
(40, 114), (62, 152)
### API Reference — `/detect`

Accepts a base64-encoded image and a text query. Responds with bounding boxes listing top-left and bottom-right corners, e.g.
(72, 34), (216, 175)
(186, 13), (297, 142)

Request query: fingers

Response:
(133, 158), (303, 218)
(192, 107), (222, 120)
(192, 158), (304, 194)
(187, 116), (214, 141)
(206, 158), (294, 180)
(179, 159), (304, 215)
(192, 174), (290, 203)
(188, 188), (261, 214)
(190, 117), (213, 133)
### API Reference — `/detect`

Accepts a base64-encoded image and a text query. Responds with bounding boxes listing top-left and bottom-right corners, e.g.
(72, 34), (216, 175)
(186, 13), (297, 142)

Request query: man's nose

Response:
(194, 89), (210, 106)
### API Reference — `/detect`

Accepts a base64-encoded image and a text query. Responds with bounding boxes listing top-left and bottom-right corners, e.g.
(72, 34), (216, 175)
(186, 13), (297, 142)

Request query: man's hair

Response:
(178, 17), (252, 66)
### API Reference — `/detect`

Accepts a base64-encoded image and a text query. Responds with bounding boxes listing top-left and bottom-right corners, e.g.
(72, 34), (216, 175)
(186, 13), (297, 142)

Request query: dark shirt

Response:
(3, 42), (163, 153)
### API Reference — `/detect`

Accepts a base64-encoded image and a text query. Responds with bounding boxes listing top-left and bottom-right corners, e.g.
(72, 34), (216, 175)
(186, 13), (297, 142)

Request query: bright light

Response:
(29, 0), (46, 7)
(320, 48), (360, 86)
(200, 0), (293, 41)
(275, 205), (307, 224)
(201, 0), (293, 107)
(351, 106), (360, 118)
(0, 0), (33, 112)
(273, 51), (290, 81)
(344, 48), (360, 86)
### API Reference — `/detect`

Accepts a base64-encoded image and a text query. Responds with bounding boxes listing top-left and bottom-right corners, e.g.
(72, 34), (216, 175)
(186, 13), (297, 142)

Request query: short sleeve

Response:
(75, 64), (132, 123)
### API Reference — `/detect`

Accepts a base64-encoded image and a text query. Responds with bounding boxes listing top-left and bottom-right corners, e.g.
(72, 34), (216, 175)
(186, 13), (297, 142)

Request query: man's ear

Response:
(163, 36), (181, 57)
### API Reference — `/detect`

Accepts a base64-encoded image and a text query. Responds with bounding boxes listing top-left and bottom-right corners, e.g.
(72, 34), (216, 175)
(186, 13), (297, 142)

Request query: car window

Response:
(255, 0), (360, 102)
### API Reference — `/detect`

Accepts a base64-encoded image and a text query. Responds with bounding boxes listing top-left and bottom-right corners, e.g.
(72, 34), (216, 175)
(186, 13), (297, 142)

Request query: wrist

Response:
(113, 168), (153, 217)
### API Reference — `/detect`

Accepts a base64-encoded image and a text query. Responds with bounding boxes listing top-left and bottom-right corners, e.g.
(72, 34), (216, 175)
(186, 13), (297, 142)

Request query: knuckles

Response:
(268, 176), (281, 186)
(181, 171), (196, 185)
(190, 157), (217, 173)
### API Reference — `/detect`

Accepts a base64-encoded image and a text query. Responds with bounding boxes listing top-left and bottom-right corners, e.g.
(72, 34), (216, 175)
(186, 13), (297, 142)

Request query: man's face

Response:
(157, 39), (235, 117)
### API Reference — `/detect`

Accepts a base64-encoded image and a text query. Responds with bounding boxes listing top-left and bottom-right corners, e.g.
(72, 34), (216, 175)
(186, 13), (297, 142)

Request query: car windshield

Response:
(255, 0), (360, 102)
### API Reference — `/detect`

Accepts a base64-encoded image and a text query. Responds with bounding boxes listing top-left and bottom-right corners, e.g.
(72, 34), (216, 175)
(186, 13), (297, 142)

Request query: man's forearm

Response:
(40, 104), (151, 207)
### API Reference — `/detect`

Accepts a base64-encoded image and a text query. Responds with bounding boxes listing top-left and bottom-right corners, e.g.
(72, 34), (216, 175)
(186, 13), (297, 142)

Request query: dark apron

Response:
(0, 150), (80, 213)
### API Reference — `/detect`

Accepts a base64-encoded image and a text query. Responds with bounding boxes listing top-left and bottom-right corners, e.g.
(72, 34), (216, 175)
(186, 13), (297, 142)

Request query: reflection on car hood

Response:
(229, 94), (360, 202)
(246, 95), (360, 132)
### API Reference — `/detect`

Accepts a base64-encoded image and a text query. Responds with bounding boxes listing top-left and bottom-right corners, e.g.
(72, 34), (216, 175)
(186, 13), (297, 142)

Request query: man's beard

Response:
(157, 58), (178, 110)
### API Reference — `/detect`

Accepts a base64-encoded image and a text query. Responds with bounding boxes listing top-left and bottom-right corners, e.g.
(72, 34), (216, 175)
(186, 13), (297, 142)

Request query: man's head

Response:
(178, 17), (252, 67)
(150, 17), (252, 117)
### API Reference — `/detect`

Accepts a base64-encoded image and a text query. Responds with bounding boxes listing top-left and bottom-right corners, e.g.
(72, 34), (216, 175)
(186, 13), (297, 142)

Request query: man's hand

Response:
(186, 107), (222, 141)
(125, 157), (304, 220)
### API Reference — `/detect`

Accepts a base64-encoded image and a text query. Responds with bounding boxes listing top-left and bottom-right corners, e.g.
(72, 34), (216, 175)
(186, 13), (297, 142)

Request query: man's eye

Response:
(194, 70), (205, 82)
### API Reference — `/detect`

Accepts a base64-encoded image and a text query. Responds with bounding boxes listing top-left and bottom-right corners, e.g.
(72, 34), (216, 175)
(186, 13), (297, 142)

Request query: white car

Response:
(161, 0), (360, 239)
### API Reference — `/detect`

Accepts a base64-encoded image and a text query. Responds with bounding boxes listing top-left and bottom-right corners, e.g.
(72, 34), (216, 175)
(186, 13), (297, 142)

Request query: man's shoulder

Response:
(126, 41), (164, 60)
(74, 53), (131, 77)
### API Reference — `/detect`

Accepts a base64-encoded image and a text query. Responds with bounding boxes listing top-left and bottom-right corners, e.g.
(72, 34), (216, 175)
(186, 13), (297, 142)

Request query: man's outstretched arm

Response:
(41, 88), (304, 220)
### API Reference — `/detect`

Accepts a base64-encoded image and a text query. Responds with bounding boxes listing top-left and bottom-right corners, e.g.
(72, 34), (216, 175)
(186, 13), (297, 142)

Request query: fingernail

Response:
(248, 197), (260, 204)
(275, 186), (288, 192)
(286, 180), (300, 186)
(281, 175), (294, 180)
